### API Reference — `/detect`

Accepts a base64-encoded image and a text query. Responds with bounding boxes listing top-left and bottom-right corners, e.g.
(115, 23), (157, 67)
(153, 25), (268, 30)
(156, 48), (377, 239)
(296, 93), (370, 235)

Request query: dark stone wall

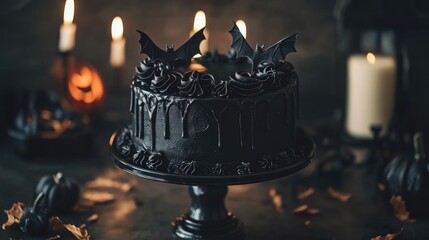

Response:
(0, 0), (338, 121)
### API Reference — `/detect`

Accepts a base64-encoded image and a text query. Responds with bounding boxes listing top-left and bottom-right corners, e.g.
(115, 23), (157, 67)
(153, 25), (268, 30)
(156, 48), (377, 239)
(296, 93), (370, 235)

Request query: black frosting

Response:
(178, 71), (216, 97)
(212, 72), (263, 98)
(133, 56), (297, 99)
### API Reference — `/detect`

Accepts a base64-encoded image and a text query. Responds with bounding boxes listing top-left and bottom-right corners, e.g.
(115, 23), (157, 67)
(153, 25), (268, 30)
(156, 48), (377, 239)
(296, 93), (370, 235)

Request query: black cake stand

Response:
(110, 128), (315, 240)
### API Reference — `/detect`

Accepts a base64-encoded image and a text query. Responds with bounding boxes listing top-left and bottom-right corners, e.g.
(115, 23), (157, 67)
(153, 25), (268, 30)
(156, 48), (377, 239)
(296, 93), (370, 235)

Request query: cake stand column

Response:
(172, 185), (244, 240)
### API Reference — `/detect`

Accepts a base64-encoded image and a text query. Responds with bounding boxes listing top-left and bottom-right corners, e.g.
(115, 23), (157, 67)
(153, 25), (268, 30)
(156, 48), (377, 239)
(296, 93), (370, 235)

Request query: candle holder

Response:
(110, 126), (314, 239)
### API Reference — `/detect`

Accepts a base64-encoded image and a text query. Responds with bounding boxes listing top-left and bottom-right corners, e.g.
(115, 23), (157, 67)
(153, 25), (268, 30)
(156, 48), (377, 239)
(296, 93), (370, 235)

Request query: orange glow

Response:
(367, 52), (376, 64)
(68, 65), (104, 104)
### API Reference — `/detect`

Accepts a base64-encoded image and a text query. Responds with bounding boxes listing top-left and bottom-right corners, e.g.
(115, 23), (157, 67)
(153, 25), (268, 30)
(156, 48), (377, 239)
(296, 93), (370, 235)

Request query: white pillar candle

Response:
(110, 16), (126, 67)
(59, 0), (76, 52)
(190, 10), (208, 56)
(346, 53), (396, 138)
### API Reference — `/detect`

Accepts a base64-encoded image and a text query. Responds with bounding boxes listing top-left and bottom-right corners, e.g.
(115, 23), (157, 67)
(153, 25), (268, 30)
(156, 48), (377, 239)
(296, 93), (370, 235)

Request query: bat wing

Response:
(137, 30), (167, 61)
(174, 27), (206, 67)
(229, 22), (254, 61)
(262, 33), (298, 63)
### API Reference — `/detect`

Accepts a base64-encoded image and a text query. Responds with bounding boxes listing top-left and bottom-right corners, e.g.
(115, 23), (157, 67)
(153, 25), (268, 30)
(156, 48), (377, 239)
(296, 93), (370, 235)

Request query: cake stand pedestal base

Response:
(172, 185), (244, 240)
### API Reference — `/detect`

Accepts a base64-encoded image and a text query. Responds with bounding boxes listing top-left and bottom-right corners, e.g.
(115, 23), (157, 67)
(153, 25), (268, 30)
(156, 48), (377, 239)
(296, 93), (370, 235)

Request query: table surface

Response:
(0, 101), (428, 240)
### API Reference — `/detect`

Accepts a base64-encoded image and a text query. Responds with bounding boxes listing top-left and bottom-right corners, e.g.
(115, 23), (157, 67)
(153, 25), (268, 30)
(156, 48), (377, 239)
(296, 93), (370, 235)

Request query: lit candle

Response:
(190, 10), (208, 55)
(236, 20), (247, 39)
(110, 16), (126, 67)
(346, 53), (396, 138)
(58, 0), (77, 52)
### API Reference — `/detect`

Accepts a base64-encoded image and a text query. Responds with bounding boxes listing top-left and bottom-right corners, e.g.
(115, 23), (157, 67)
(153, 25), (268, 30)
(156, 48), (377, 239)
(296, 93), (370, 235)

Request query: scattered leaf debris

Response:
(86, 214), (99, 223)
(2, 202), (24, 230)
(82, 191), (116, 204)
(49, 217), (64, 231)
(297, 187), (315, 200)
(371, 228), (402, 240)
(293, 204), (320, 215)
(269, 188), (284, 213)
(304, 220), (311, 226)
(390, 195), (415, 222)
(377, 183), (386, 192)
(64, 224), (91, 240)
(85, 177), (132, 192)
(47, 235), (61, 240)
(327, 186), (351, 202)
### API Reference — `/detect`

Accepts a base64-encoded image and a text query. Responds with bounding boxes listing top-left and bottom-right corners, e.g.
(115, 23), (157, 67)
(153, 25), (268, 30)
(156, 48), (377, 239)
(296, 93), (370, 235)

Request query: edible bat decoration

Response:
(137, 27), (206, 68)
(229, 22), (298, 71)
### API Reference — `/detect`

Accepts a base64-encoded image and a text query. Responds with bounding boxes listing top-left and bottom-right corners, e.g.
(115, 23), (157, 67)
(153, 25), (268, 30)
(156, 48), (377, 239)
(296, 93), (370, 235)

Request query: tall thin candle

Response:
(58, 0), (76, 52)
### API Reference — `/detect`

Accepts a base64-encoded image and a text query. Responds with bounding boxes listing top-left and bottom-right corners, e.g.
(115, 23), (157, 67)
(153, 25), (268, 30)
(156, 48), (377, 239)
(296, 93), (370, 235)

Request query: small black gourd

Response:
(383, 132), (429, 216)
(34, 172), (80, 214)
(20, 192), (49, 236)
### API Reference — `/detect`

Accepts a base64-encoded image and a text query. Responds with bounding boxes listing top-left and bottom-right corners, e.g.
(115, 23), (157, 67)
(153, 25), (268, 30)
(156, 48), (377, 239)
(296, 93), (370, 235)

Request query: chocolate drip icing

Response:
(178, 71), (216, 97)
(211, 106), (230, 148)
(212, 72), (263, 98)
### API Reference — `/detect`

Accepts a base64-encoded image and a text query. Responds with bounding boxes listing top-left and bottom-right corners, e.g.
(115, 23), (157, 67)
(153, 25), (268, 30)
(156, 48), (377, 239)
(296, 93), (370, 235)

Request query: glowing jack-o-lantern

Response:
(68, 65), (104, 107)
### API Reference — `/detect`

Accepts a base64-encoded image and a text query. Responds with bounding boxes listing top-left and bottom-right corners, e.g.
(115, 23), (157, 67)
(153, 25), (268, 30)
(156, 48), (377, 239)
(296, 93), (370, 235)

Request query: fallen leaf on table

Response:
(304, 220), (311, 226)
(297, 187), (315, 200)
(293, 204), (320, 215)
(293, 204), (308, 214)
(46, 235), (61, 240)
(2, 202), (24, 230)
(377, 183), (386, 191)
(82, 191), (115, 204)
(49, 216), (64, 231)
(269, 188), (277, 198)
(390, 195), (415, 222)
(64, 224), (91, 240)
(85, 177), (132, 192)
(268, 188), (284, 213)
(86, 214), (99, 223)
(371, 228), (402, 240)
(327, 186), (351, 202)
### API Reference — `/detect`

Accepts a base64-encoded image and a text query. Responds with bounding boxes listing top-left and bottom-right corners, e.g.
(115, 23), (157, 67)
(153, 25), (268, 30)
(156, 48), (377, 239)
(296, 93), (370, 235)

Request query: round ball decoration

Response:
(20, 192), (50, 236)
(34, 172), (80, 214)
(383, 132), (429, 216)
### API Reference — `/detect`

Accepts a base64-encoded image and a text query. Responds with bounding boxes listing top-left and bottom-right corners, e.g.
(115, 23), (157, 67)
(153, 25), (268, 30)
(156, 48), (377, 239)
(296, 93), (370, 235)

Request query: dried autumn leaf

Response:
(2, 202), (24, 230)
(390, 195), (415, 222)
(269, 188), (277, 198)
(86, 214), (99, 223)
(47, 235), (61, 240)
(49, 216), (64, 231)
(82, 191), (115, 204)
(327, 186), (351, 202)
(85, 177), (132, 192)
(297, 187), (315, 200)
(306, 208), (320, 215)
(371, 229), (402, 240)
(377, 183), (386, 191)
(304, 220), (311, 226)
(293, 204), (308, 214)
(64, 224), (91, 240)
(272, 195), (284, 213)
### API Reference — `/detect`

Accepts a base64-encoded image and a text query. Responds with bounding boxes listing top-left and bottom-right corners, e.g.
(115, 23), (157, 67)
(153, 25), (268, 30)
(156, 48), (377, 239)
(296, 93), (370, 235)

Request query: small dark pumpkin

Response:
(34, 172), (80, 214)
(383, 132), (429, 216)
(20, 192), (50, 236)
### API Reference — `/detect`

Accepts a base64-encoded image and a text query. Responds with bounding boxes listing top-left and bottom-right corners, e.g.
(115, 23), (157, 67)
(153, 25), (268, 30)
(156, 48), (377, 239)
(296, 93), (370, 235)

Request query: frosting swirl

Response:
(178, 71), (216, 97)
(134, 58), (157, 89)
(146, 152), (164, 170)
(256, 60), (296, 90)
(212, 72), (263, 98)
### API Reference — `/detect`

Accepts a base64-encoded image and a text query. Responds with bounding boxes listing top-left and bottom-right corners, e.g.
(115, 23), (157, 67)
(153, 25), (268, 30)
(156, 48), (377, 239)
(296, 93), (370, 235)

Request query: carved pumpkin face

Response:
(68, 65), (104, 105)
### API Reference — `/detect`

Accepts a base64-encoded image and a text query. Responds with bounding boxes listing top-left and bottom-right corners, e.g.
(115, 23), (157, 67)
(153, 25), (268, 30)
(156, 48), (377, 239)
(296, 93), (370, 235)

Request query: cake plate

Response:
(110, 128), (315, 240)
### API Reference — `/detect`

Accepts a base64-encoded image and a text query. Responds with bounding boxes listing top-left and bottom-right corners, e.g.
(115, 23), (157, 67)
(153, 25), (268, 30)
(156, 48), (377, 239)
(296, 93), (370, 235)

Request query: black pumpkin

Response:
(34, 172), (80, 214)
(20, 192), (50, 236)
(383, 132), (429, 216)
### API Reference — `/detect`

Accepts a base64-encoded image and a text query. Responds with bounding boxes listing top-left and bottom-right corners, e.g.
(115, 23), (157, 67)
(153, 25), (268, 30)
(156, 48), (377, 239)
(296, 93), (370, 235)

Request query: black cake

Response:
(113, 23), (302, 176)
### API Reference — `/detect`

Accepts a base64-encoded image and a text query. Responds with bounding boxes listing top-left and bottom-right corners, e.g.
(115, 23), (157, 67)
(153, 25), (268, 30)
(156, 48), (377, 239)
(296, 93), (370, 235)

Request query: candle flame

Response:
(63, 0), (74, 24)
(367, 52), (376, 64)
(193, 10), (206, 32)
(236, 20), (247, 39)
(111, 16), (124, 41)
